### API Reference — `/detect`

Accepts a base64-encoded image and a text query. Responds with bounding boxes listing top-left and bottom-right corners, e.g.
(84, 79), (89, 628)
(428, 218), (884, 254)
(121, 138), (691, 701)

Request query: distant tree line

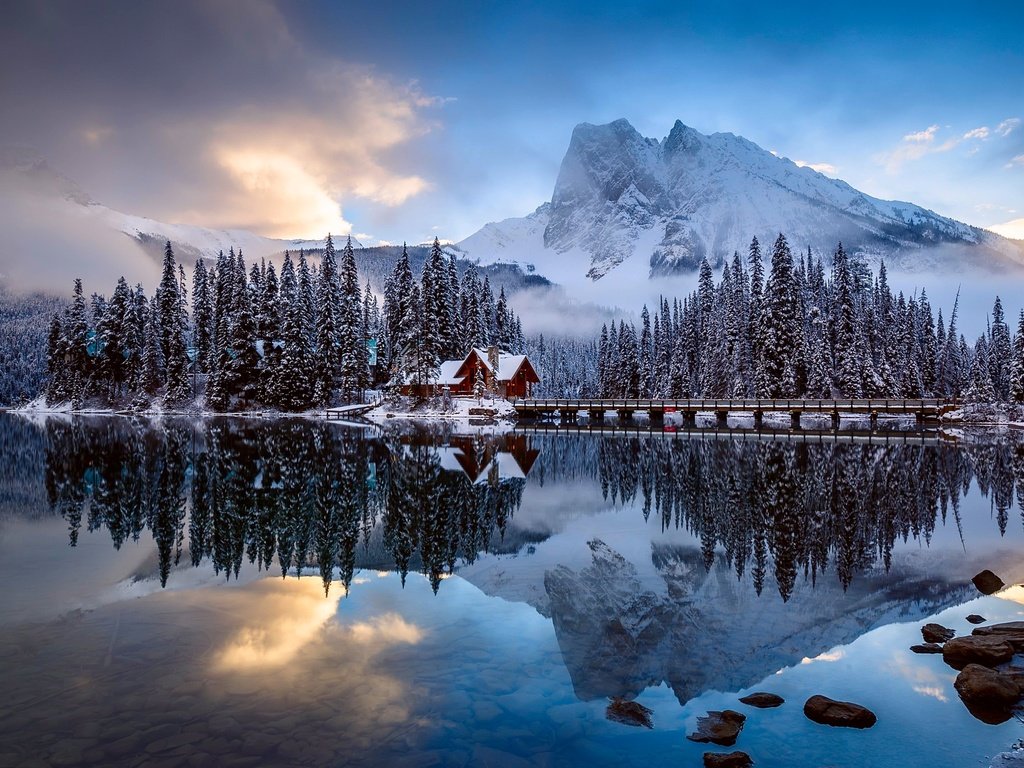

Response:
(0, 286), (66, 406)
(592, 234), (1024, 401)
(43, 237), (524, 411)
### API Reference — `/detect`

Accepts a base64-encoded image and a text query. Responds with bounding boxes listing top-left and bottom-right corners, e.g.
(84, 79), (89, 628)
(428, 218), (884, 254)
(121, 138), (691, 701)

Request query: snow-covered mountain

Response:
(458, 119), (1024, 280)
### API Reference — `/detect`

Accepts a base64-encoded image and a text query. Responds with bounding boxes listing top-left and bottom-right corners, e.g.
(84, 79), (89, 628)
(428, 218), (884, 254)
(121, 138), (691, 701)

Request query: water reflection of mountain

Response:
(2, 415), (1023, 603)
(537, 537), (988, 706)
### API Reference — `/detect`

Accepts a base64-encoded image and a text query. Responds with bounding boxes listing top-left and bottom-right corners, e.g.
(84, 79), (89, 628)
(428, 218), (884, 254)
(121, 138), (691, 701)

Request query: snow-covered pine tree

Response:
(481, 276), (496, 345)
(755, 234), (803, 397)
(192, 258), (213, 375)
(313, 235), (340, 405)
(967, 335), (996, 403)
(988, 296), (1012, 401)
(338, 236), (366, 398)
(1011, 310), (1024, 402)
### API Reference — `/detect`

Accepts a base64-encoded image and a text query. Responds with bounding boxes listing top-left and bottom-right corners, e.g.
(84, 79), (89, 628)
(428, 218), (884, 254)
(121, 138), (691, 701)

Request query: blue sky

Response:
(2, 0), (1022, 243)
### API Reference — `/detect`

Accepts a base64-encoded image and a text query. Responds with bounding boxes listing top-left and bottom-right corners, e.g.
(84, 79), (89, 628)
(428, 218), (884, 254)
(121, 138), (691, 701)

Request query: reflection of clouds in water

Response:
(800, 649), (845, 665)
(993, 584), (1024, 606)
(886, 654), (954, 703)
(215, 578), (342, 672)
(348, 613), (425, 646)
(913, 685), (949, 702)
(214, 580), (426, 674)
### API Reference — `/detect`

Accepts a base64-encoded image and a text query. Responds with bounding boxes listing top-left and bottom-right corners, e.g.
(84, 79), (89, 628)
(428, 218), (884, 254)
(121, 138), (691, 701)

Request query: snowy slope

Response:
(459, 118), (1024, 280)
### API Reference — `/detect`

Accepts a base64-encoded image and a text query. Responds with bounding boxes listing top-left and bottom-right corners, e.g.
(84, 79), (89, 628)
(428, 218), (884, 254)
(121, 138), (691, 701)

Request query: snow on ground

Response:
(366, 395), (517, 432)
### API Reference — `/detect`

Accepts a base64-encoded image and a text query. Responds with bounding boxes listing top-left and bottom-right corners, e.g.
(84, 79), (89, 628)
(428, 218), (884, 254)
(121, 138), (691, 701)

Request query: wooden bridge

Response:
(511, 398), (959, 429)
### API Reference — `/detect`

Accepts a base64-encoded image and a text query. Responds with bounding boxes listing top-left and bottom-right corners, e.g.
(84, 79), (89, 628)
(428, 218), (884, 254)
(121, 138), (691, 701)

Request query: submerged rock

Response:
(954, 664), (1022, 724)
(972, 570), (1005, 595)
(989, 741), (1024, 768)
(803, 695), (877, 728)
(687, 710), (746, 746)
(943, 635), (1015, 669)
(910, 643), (944, 654)
(703, 752), (753, 767)
(738, 692), (784, 708)
(967, 614), (987, 625)
(922, 623), (955, 643)
(605, 697), (653, 728)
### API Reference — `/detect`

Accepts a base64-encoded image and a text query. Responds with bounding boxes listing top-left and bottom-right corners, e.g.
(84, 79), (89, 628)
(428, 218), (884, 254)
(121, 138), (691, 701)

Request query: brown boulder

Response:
(738, 692), (784, 708)
(972, 570), (1005, 595)
(942, 635), (1015, 669)
(606, 697), (653, 729)
(921, 623), (955, 643)
(910, 643), (944, 654)
(687, 710), (746, 746)
(966, 614), (986, 625)
(803, 695), (876, 728)
(704, 752), (753, 768)
(953, 664), (1022, 725)
(972, 622), (1024, 652)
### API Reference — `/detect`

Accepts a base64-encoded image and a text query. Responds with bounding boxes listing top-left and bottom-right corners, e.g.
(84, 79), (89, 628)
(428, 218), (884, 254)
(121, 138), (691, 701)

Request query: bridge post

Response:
(831, 411), (840, 430)
(560, 409), (577, 424)
(590, 409), (605, 422)
(753, 410), (763, 428)
(682, 410), (696, 427)
(715, 410), (729, 427)
(617, 409), (634, 422)
(870, 411), (878, 430)
(649, 409), (664, 426)
(790, 411), (802, 430)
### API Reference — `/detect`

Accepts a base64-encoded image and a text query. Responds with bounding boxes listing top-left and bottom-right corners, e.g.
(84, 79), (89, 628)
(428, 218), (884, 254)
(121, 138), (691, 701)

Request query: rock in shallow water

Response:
(922, 623), (955, 643)
(703, 751), (753, 767)
(954, 664), (1022, 724)
(738, 692), (784, 708)
(605, 697), (653, 728)
(972, 570), (1005, 595)
(803, 695), (876, 729)
(687, 710), (746, 746)
(942, 635), (1015, 670)
(910, 643), (944, 654)
(973, 622), (1024, 652)
(966, 614), (987, 625)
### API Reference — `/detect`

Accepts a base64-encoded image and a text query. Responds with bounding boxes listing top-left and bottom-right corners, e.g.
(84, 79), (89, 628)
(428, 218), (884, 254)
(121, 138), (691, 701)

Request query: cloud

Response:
(1007, 154), (1024, 169)
(0, 0), (442, 240)
(879, 124), (962, 172)
(963, 127), (990, 140)
(996, 118), (1021, 137)
(904, 125), (941, 143)
(794, 160), (839, 175)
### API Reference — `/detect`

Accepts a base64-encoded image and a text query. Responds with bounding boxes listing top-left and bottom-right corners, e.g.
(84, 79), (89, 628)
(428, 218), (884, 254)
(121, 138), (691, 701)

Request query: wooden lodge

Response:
(400, 346), (540, 399)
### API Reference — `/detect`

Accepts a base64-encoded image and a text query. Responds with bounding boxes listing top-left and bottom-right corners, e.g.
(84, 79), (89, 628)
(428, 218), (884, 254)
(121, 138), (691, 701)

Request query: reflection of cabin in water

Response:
(437, 434), (539, 484)
(400, 346), (540, 399)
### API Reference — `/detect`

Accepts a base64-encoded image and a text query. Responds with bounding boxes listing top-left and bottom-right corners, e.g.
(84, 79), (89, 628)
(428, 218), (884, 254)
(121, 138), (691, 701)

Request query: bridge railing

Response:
(510, 397), (957, 412)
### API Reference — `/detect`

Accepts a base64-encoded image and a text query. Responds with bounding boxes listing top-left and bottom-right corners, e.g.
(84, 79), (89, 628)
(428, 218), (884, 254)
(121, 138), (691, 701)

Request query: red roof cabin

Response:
(400, 346), (540, 399)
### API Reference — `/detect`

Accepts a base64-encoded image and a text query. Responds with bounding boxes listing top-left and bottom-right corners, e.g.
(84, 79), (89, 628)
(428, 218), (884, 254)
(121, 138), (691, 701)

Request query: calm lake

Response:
(1, 413), (1023, 768)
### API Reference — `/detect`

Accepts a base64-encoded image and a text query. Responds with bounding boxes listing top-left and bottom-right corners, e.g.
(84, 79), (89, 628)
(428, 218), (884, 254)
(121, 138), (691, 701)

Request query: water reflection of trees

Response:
(37, 419), (527, 594)
(10, 415), (1024, 599)
(574, 436), (1024, 600)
